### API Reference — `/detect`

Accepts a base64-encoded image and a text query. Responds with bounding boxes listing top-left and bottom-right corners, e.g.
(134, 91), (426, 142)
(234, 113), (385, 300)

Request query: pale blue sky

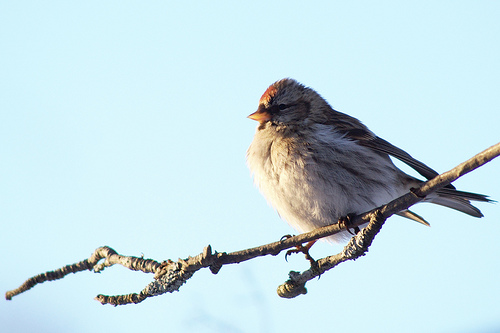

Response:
(1, 2), (499, 332)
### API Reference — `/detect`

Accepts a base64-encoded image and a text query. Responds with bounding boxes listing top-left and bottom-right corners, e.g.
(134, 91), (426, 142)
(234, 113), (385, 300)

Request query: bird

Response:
(246, 78), (490, 245)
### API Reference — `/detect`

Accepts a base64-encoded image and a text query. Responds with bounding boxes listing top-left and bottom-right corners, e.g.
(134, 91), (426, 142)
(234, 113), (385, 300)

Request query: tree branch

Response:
(5, 142), (499, 304)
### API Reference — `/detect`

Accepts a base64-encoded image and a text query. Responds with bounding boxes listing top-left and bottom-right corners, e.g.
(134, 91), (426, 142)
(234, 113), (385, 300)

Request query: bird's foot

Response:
(285, 240), (318, 268)
(280, 234), (294, 242)
(339, 213), (360, 235)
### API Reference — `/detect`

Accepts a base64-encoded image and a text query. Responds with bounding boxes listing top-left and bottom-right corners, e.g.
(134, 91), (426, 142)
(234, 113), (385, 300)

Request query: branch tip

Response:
(277, 272), (308, 298)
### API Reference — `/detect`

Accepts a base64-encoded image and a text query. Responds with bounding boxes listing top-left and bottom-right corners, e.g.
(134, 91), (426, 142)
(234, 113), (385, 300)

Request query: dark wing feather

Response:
(359, 136), (450, 182)
(323, 109), (455, 188)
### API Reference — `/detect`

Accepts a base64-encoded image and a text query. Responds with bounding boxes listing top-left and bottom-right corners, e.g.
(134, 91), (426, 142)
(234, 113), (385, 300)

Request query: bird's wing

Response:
(359, 136), (448, 182)
(324, 109), (454, 188)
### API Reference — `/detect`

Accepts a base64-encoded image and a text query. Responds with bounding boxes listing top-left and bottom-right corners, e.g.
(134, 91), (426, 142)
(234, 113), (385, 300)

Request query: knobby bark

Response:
(5, 142), (500, 305)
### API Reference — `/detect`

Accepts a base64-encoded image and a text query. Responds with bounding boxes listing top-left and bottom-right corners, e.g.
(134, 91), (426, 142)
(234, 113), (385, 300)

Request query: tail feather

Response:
(436, 188), (492, 202)
(430, 188), (493, 218)
(396, 210), (431, 226)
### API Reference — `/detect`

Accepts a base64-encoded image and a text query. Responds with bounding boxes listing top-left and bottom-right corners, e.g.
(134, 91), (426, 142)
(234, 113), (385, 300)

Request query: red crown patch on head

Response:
(259, 84), (277, 105)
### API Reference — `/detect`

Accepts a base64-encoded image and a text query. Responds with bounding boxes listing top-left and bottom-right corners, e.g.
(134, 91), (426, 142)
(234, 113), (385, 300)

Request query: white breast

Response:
(247, 123), (408, 242)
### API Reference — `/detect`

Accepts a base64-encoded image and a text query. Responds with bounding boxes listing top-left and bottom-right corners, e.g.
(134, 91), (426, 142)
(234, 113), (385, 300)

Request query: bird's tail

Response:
(429, 188), (492, 218)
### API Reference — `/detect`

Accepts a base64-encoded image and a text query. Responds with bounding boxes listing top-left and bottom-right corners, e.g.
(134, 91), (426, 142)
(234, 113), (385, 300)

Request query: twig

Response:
(4, 247), (161, 301)
(5, 142), (499, 304)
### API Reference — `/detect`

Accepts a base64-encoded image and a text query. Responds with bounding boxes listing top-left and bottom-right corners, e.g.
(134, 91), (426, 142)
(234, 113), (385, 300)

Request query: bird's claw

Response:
(339, 213), (360, 235)
(284, 248), (297, 262)
(284, 240), (317, 267)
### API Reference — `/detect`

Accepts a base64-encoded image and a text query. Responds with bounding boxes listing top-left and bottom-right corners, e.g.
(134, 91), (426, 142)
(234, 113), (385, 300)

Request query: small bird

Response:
(247, 78), (490, 244)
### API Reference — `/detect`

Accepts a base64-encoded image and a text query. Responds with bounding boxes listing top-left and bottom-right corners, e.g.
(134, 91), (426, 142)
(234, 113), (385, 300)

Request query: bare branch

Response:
(4, 247), (162, 301)
(5, 142), (499, 304)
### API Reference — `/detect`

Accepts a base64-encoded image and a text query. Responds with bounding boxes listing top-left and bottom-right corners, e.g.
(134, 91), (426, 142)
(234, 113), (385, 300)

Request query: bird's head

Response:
(248, 78), (331, 126)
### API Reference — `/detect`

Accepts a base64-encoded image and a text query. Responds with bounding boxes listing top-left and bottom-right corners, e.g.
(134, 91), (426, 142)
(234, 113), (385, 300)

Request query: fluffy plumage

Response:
(247, 78), (490, 242)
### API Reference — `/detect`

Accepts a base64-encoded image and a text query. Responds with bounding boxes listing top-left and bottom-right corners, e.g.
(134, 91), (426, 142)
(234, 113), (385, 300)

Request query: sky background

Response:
(1, 1), (499, 332)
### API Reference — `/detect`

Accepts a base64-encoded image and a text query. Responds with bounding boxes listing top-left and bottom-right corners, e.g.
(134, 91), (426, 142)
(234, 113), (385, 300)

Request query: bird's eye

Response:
(278, 104), (288, 110)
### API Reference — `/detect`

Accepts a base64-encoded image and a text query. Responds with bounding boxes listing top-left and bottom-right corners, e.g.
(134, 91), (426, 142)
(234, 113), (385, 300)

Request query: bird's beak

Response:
(248, 110), (271, 122)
